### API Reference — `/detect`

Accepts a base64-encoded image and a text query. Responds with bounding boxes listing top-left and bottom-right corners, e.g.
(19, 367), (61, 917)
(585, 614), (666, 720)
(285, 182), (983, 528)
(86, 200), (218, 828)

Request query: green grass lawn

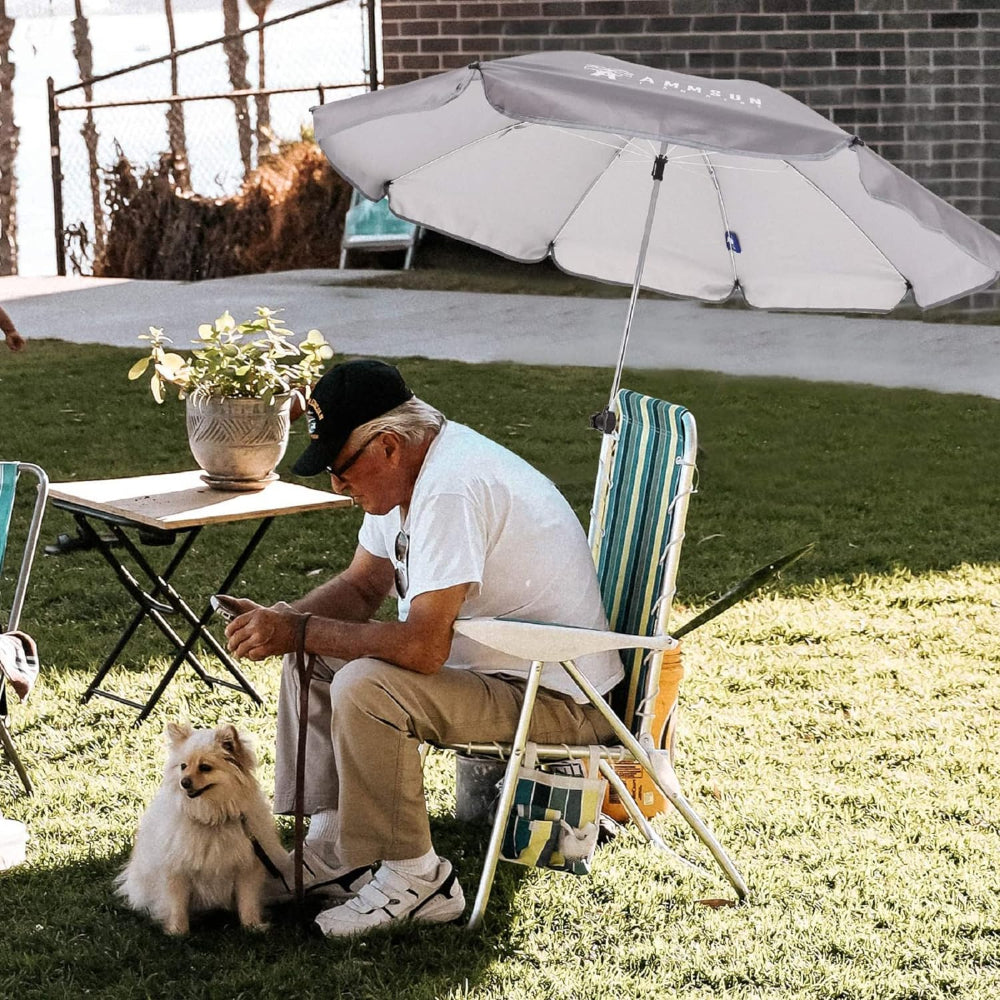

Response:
(0, 341), (998, 999)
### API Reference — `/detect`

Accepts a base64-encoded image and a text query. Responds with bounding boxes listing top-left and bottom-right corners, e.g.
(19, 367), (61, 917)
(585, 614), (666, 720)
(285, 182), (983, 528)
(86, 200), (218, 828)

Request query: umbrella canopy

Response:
(313, 51), (1000, 316)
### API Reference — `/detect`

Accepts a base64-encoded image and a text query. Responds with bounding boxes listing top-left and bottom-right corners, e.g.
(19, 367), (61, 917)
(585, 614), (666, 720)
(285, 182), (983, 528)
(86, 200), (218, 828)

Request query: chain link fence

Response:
(49, 0), (373, 275)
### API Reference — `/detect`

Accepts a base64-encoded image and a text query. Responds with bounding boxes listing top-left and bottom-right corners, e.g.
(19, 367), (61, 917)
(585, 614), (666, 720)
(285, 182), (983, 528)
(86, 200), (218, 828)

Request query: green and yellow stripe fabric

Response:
(593, 392), (690, 731)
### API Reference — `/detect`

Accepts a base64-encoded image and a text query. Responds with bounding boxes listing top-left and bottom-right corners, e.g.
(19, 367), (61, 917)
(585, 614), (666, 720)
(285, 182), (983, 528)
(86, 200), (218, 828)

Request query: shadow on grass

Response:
(0, 816), (526, 1000)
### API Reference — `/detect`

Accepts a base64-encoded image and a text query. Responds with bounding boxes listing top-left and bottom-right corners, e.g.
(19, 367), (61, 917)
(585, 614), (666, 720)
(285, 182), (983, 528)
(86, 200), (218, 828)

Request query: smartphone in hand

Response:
(210, 594), (243, 622)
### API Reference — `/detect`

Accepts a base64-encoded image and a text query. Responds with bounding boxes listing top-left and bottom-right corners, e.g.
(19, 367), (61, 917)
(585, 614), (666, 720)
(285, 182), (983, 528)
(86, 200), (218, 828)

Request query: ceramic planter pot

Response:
(186, 394), (292, 491)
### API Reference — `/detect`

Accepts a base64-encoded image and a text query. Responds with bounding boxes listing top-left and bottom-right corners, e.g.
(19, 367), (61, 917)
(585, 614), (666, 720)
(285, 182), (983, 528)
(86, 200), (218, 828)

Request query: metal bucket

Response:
(454, 754), (506, 825)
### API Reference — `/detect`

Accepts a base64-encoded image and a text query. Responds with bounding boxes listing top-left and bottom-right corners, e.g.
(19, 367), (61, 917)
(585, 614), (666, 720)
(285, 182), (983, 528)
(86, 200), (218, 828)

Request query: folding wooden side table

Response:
(48, 471), (352, 724)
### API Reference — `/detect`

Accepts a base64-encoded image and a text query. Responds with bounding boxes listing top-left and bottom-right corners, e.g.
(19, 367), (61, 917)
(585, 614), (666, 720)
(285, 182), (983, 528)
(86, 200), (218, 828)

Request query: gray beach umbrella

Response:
(312, 51), (1000, 415)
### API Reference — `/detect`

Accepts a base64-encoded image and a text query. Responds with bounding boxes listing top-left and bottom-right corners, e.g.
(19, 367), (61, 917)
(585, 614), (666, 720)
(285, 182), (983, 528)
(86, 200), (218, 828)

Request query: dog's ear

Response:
(215, 724), (256, 772)
(166, 721), (192, 745)
(215, 724), (240, 754)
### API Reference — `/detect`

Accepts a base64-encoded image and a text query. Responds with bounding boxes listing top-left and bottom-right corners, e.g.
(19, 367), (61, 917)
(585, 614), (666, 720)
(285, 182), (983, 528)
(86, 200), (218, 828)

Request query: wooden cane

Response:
(292, 612), (314, 909)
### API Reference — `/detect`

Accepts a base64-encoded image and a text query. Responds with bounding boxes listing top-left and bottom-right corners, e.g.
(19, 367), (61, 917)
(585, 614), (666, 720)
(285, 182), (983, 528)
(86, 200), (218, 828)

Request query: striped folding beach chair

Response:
(0, 462), (49, 794)
(450, 390), (747, 928)
(593, 391), (691, 739)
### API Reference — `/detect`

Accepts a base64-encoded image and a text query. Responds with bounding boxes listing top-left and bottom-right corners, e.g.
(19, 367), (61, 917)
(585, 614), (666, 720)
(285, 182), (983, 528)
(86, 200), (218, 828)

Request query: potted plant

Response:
(128, 306), (333, 491)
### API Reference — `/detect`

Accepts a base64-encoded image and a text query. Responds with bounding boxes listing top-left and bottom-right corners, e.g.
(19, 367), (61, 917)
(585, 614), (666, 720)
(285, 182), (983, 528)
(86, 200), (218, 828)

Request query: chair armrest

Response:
(453, 617), (675, 663)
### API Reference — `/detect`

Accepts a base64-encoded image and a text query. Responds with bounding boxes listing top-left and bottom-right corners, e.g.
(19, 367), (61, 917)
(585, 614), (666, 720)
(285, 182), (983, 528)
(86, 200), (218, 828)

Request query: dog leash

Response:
(241, 817), (288, 884)
(293, 612), (314, 910)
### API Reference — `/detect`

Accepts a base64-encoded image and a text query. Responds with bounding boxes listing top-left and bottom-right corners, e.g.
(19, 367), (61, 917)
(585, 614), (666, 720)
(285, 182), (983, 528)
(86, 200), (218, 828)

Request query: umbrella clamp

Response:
(589, 407), (617, 434)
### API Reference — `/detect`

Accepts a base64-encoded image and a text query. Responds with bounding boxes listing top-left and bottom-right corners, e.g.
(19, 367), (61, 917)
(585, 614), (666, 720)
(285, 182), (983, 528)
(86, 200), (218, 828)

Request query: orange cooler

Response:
(602, 644), (683, 822)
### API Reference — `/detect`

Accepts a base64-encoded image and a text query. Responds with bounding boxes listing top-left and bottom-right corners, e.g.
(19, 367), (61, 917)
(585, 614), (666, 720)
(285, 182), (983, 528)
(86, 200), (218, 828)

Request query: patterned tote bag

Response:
(500, 744), (607, 875)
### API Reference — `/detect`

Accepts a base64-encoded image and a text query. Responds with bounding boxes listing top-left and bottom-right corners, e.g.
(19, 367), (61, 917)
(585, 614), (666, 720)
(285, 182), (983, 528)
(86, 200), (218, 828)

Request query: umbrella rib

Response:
(547, 139), (633, 250)
(784, 158), (906, 287)
(549, 126), (651, 161)
(387, 122), (527, 190)
(387, 123), (647, 207)
(671, 155), (787, 173)
(700, 150), (741, 292)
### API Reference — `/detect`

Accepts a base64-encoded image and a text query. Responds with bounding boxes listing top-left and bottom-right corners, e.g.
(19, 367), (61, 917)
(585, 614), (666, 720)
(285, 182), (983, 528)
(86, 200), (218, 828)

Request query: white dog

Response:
(116, 722), (287, 935)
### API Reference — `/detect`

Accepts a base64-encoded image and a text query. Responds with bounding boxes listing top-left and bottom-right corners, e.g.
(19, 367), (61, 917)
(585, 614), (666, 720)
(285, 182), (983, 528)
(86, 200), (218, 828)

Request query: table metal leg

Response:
(74, 512), (274, 721)
(178, 516), (274, 699)
(81, 517), (209, 704)
(132, 519), (274, 720)
(111, 523), (222, 689)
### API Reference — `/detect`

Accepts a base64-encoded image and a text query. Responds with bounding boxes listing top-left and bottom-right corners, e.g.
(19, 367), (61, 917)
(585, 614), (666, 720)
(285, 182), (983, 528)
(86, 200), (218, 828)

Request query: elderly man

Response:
(225, 359), (621, 937)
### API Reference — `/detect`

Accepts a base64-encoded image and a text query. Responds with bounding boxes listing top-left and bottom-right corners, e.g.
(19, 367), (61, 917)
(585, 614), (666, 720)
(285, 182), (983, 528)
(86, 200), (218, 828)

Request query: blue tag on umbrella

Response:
(725, 231), (742, 253)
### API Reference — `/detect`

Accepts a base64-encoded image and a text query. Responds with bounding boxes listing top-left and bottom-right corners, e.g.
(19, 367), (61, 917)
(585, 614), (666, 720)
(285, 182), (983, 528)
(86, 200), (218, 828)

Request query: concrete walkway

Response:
(2, 270), (998, 399)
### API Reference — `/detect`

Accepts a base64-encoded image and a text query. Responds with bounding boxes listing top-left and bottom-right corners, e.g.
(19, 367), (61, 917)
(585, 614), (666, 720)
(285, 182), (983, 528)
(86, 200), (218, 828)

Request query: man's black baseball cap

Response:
(292, 360), (414, 477)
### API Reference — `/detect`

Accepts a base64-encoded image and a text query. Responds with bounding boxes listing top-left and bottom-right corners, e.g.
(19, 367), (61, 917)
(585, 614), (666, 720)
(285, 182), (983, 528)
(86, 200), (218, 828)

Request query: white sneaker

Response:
(314, 857), (465, 937)
(261, 843), (374, 905)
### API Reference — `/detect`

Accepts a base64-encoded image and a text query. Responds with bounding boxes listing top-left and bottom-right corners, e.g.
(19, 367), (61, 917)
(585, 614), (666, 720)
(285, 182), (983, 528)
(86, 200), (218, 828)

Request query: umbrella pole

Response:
(601, 144), (669, 427)
(588, 145), (668, 549)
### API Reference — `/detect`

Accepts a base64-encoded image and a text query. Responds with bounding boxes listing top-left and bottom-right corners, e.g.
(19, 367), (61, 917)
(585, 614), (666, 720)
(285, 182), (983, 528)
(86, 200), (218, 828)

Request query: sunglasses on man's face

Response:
(394, 529), (408, 598)
(325, 433), (381, 482)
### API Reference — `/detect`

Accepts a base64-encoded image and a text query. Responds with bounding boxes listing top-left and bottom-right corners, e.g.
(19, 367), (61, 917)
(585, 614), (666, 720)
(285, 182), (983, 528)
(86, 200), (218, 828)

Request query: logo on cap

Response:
(306, 397), (324, 440)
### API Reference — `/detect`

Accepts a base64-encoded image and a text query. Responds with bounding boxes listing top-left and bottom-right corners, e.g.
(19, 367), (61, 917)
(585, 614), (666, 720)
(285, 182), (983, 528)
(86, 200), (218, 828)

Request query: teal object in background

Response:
(0, 464), (16, 575)
(0, 461), (49, 794)
(340, 191), (420, 269)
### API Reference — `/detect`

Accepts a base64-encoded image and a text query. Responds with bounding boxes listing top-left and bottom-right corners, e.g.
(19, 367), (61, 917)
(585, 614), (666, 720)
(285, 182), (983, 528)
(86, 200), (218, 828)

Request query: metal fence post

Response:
(47, 76), (66, 277)
(44, 0), (366, 277)
(365, 0), (379, 92)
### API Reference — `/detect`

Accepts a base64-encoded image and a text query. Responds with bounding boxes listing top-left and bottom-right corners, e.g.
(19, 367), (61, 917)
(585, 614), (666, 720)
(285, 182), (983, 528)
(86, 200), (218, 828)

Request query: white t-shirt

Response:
(357, 421), (623, 702)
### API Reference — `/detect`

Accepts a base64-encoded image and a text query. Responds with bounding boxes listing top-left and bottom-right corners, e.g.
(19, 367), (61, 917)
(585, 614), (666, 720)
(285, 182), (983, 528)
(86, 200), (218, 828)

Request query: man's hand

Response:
(224, 599), (301, 661)
(221, 579), (470, 673)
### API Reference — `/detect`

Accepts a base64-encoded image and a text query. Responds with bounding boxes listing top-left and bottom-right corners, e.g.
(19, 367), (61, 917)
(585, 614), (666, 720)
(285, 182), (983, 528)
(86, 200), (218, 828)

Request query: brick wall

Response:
(379, 0), (1000, 311)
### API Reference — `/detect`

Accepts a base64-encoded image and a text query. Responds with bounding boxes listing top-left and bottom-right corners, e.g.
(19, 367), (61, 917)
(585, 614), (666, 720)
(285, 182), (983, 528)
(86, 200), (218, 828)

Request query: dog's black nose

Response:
(181, 776), (192, 790)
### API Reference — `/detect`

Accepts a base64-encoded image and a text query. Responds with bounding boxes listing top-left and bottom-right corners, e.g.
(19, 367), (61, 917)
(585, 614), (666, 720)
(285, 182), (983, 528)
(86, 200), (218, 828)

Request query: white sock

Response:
(383, 847), (438, 879)
(305, 809), (340, 866)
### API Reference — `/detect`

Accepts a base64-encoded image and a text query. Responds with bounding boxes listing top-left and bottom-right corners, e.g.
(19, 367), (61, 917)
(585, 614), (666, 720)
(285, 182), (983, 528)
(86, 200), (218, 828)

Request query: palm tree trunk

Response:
(71, 0), (105, 260)
(245, 0), (272, 158)
(222, 0), (252, 178)
(163, 0), (191, 191)
(0, 0), (18, 275)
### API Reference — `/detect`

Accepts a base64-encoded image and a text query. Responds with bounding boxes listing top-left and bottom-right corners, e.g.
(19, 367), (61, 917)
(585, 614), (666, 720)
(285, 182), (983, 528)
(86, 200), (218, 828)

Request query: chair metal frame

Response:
(446, 392), (748, 928)
(0, 462), (49, 794)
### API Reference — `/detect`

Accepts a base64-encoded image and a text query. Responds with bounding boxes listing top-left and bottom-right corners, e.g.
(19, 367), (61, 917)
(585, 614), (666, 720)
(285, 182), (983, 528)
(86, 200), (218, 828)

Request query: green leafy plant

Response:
(127, 306), (333, 403)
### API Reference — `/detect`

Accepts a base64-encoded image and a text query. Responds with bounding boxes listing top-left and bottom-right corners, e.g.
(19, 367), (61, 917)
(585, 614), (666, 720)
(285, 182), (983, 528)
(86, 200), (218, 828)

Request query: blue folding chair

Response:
(339, 191), (421, 269)
(0, 462), (49, 794)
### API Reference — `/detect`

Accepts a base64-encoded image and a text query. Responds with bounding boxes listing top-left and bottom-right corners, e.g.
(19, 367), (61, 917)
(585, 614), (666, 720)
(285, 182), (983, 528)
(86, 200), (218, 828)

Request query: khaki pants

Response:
(274, 655), (614, 868)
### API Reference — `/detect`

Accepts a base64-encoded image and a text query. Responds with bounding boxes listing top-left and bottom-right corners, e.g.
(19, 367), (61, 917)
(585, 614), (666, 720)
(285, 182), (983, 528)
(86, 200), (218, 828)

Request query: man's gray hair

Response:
(355, 396), (445, 445)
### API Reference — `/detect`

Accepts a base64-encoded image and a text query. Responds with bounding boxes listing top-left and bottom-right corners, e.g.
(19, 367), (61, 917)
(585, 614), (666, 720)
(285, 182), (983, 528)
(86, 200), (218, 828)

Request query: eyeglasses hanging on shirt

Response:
(394, 529), (409, 598)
